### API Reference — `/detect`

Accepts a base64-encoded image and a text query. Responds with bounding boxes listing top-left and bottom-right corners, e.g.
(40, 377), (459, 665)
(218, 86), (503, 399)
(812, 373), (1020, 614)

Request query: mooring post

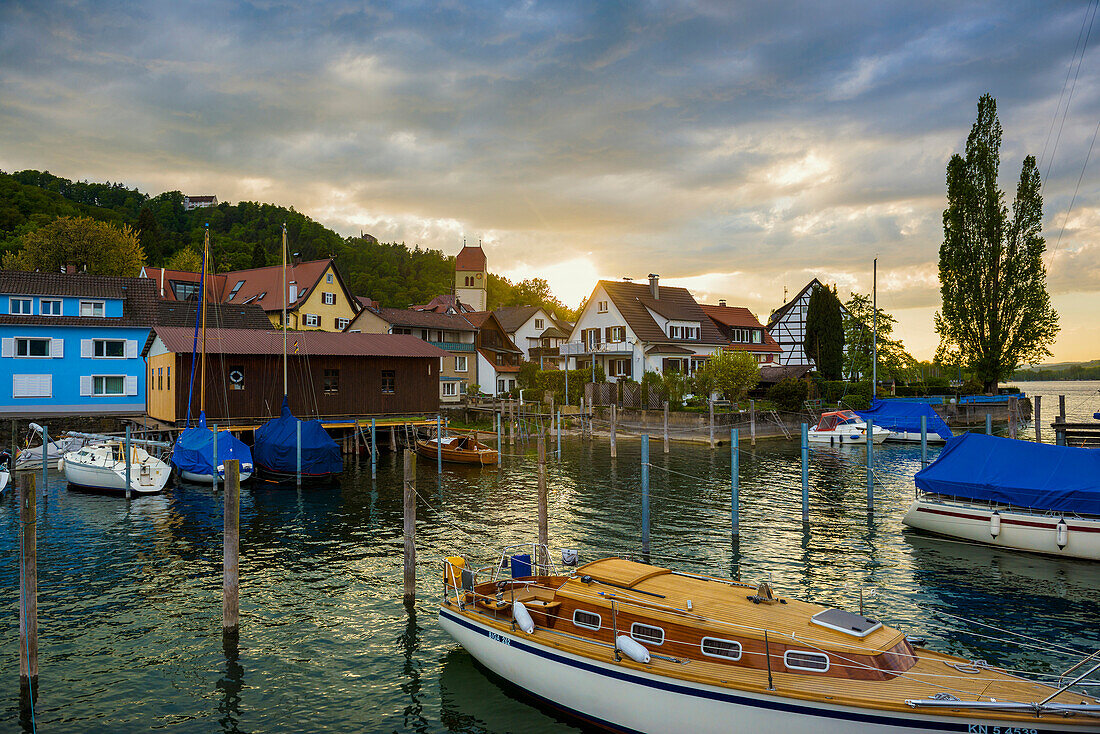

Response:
(296, 420), (302, 488)
(436, 415), (442, 474)
(866, 418), (874, 512)
(1057, 395), (1066, 446)
(10, 419), (16, 473)
(920, 415), (928, 469)
(750, 399), (757, 446)
(212, 423), (219, 493)
(124, 424), (132, 500)
(19, 473), (38, 703)
(662, 401), (670, 454)
(985, 413), (992, 436)
(641, 434), (650, 557)
(800, 423), (809, 524)
(1008, 396), (1018, 440)
(709, 399), (715, 449)
(403, 450), (416, 602)
(610, 403), (617, 458)
(223, 459), (240, 640)
(389, 424), (397, 451)
(537, 433), (548, 571)
(731, 429), (739, 536)
(580, 397), (587, 440)
(370, 418), (377, 478)
(1034, 395), (1042, 443)
(496, 412), (502, 466)
(41, 424), (48, 495)
(509, 400), (515, 446)
(556, 410), (561, 460)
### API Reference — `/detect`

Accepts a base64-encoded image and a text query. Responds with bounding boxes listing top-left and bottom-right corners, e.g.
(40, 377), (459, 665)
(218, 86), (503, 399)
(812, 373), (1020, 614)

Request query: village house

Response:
(566, 275), (726, 381)
(143, 327), (448, 425)
(183, 195), (218, 210)
(343, 306), (478, 404)
(766, 279), (854, 368)
(493, 305), (573, 369)
(0, 271), (157, 417)
(464, 311), (523, 395)
(700, 301), (783, 364)
(410, 294), (475, 314)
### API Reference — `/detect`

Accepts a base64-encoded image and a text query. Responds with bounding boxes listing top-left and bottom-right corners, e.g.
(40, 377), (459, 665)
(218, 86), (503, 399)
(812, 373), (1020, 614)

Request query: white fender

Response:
(616, 634), (650, 664)
(513, 601), (535, 634)
(1056, 519), (1069, 549)
(989, 511), (1001, 538)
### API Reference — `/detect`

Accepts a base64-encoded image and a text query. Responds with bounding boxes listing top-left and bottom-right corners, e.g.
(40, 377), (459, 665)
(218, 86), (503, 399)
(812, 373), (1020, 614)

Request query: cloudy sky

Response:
(2, 1), (1099, 362)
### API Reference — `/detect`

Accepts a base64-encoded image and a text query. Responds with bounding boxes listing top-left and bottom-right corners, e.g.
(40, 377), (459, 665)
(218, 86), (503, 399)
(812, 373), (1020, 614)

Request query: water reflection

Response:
(216, 636), (244, 733)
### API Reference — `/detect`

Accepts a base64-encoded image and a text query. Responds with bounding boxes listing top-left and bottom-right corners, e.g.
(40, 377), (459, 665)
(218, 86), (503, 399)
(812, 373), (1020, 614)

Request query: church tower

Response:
(455, 242), (487, 311)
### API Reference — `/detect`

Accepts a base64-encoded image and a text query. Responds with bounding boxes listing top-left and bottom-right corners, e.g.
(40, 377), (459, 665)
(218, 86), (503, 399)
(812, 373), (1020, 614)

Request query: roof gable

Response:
(595, 280), (725, 345)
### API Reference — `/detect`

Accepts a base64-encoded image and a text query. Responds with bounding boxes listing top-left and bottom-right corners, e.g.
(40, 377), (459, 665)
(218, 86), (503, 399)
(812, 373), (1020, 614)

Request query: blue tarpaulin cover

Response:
(857, 399), (953, 440)
(253, 397), (342, 476)
(915, 432), (1100, 515)
(172, 413), (254, 477)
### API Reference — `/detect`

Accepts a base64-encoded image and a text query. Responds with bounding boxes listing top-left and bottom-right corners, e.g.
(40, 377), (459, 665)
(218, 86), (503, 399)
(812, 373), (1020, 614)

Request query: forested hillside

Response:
(0, 169), (575, 317)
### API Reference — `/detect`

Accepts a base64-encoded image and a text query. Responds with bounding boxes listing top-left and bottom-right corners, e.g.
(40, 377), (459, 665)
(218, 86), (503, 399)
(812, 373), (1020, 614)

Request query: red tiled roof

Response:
(376, 308), (476, 330)
(455, 245), (486, 271)
(598, 280), (725, 345)
(147, 326), (449, 358)
(701, 303), (782, 352)
(223, 259), (335, 312)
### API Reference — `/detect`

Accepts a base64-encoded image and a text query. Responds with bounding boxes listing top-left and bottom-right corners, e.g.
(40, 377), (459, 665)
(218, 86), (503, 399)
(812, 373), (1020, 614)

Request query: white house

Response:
(564, 275), (726, 381)
(766, 279), (856, 368)
(493, 305), (572, 369)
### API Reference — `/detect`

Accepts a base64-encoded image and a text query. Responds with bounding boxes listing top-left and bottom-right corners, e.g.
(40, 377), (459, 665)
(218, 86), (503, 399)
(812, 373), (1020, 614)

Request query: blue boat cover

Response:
(172, 413), (254, 477)
(857, 399), (953, 440)
(915, 432), (1100, 515)
(253, 397), (342, 476)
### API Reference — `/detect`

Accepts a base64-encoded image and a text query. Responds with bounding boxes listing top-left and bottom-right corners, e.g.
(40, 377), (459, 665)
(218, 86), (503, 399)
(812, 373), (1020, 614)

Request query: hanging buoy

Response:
(1056, 519), (1069, 549)
(616, 634), (650, 663)
(989, 511), (1001, 538)
(513, 601), (535, 634)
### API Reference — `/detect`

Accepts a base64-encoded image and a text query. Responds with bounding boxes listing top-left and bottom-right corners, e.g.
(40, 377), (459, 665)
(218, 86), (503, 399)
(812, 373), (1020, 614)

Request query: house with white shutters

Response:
(493, 305), (572, 369)
(0, 271), (157, 416)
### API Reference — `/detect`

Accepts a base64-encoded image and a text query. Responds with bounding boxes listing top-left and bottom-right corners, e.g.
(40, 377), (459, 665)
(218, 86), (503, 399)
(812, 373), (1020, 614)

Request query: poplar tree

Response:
(803, 283), (844, 379)
(935, 95), (1059, 392)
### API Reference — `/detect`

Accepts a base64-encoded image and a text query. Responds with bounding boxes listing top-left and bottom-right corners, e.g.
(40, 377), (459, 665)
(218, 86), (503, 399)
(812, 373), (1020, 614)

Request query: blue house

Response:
(0, 271), (157, 417)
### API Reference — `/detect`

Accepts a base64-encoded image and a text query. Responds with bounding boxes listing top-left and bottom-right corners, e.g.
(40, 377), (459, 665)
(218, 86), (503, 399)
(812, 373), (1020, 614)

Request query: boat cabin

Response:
(813, 410), (861, 432)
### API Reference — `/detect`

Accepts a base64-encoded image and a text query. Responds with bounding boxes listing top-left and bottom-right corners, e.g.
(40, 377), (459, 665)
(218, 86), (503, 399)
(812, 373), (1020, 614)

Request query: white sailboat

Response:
(60, 440), (170, 495)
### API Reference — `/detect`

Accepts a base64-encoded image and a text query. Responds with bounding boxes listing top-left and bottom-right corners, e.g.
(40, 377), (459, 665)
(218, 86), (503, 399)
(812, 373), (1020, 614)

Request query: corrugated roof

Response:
(148, 326), (449, 358)
(376, 308), (476, 330)
(0, 270), (158, 326)
(599, 280), (725, 345)
(156, 301), (274, 330)
(455, 245), (486, 271)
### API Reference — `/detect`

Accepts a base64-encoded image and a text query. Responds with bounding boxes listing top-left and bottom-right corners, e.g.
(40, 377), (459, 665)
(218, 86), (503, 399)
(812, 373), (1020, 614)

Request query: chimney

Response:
(648, 273), (659, 299)
(65, 264), (76, 275)
(719, 299), (726, 307)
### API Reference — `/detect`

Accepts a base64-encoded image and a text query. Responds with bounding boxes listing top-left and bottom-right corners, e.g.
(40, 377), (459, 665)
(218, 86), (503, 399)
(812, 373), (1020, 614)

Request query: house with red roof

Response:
(700, 301), (783, 364)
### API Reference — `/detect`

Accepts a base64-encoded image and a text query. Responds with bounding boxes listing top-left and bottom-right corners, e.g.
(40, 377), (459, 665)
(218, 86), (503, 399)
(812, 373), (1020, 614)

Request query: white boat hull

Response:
(439, 608), (1086, 733)
(60, 453), (170, 495)
(808, 427), (891, 445)
(179, 468), (253, 484)
(0, 469), (8, 493)
(903, 498), (1100, 561)
(884, 431), (948, 444)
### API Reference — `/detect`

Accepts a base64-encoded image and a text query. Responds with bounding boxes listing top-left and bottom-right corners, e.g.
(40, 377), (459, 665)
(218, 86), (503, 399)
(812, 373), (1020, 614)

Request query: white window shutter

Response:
(81, 339), (93, 358)
(50, 338), (63, 358)
(1, 338), (12, 358)
(80, 376), (93, 396)
(125, 340), (138, 359)
(125, 375), (138, 396)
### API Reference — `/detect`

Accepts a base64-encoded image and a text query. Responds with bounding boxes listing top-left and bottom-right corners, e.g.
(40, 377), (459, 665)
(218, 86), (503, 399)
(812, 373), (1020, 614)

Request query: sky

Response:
(2, 1), (1099, 362)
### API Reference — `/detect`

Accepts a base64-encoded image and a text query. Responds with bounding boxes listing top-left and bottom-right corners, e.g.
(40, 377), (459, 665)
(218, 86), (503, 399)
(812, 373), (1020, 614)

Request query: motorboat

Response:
(59, 441), (170, 495)
(172, 413), (254, 484)
(439, 544), (1100, 733)
(856, 400), (952, 443)
(903, 432), (1100, 560)
(807, 410), (892, 445)
(415, 434), (498, 465)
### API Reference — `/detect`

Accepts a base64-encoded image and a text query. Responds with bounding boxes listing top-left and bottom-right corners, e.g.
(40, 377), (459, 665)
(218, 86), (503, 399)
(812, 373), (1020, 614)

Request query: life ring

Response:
(229, 370), (244, 385)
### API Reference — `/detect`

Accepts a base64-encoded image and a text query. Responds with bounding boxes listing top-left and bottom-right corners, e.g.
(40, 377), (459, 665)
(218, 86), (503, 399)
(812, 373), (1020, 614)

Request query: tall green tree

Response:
(694, 350), (760, 401)
(935, 94), (1059, 392)
(135, 206), (162, 264)
(2, 216), (145, 275)
(804, 283), (844, 379)
(843, 292), (917, 382)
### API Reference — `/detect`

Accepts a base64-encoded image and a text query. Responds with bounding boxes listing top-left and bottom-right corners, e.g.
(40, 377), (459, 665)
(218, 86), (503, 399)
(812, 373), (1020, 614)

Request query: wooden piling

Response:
(866, 418), (874, 512)
(920, 415), (928, 469)
(537, 434), (548, 569)
(985, 413), (992, 436)
(750, 399), (756, 446)
(124, 425), (132, 500)
(370, 418), (377, 478)
(212, 424), (219, 493)
(10, 419), (16, 472)
(641, 435), (650, 557)
(581, 398), (587, 440)
(509, 400), (515, 446)
(436, 415), (442, 474)
(223, 459), (240, 639)
(1008, 396), (1018, 439)
(610, 404), (617, 458)
(1034, 395), (1042, 443)
(41, 424), (48, 496)
(1057, 395), (1066, 446)
(496, 412), (502, 466)
(556, 410), (561, 459)
(19, 473), (38, 697)
(389, 424), (397, 451)
(662, 401), (669, 454)
(731, 429), (739, 536)
(403, 450), (416, 602)
(709, 399), (715, 449)
(296, 420), (302, 488)
(800, 423), (809, 524)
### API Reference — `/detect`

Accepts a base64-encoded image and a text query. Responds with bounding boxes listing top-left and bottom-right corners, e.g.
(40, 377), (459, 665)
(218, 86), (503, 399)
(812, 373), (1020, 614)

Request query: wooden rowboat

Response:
(415, 435), (498, 465)
(439, 545), (1100, 733)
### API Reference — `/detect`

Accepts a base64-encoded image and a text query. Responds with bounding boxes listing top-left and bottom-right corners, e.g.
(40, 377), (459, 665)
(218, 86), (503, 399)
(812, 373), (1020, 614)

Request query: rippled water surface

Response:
(3, 431), (1099, 733)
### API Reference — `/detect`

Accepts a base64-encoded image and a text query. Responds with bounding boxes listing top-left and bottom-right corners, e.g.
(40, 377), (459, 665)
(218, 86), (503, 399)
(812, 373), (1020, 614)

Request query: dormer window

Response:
(668, 324), (699, 340)
(10, 298), (32, 315)
(79, 300), (105, 317)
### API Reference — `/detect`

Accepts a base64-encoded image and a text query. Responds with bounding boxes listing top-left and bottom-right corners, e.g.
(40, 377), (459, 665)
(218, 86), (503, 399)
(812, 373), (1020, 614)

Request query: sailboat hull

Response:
(179, 469), (254, 484)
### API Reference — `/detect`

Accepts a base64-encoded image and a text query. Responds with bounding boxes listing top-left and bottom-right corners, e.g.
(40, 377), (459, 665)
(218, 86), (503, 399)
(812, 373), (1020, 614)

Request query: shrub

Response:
(839, 394), (870, 410)
(767, 378), (809, 412)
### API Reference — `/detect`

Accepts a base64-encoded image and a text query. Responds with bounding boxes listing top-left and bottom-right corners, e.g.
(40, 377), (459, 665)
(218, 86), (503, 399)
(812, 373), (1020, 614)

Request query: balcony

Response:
(560, 340), (633, 356)
(428, 341), (476, 352)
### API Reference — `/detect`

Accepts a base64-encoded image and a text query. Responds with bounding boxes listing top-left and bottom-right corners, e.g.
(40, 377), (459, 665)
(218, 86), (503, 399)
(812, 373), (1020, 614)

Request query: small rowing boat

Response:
(439, 544), (1100, 733)
(415, 434), (498, 465)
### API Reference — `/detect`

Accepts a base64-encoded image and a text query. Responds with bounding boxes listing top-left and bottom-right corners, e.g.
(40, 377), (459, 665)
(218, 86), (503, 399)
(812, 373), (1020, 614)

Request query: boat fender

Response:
(989, 511), (1001, 538)
(513, 601), (535, 634)
(57, 457), (65, 473)
(1056, 519), (1069, 549)
(616, 635), (650, 664)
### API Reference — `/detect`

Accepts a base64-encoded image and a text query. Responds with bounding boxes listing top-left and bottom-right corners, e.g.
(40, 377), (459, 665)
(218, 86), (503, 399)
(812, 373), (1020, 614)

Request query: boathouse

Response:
(142, 326), (449, 425)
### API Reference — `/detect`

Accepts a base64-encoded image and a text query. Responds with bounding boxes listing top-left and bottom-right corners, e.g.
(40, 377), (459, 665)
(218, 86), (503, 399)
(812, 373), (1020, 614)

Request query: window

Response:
(304, 314), (320, 327)
(670, 325), (680, 339)
(94, 340), (125, 358)
(535, 318), (544, 330)
(227, 281), (245, 300)
(454, 356), (468, 372)
(573, 610), (601, 630)
(495, 353), (503, 366)
(610, 358), (631, 377)
(326, 273), (334, 283)
(228, 365), (244, 390)
(584, 329), (601, 349)
(630, 623), (664, 646)
(167, 366), (171, 390)
(323, 369), (339, 394)
(784, 650), (830, 672)
(597, 301), (608, 313)
(16, 338), (51, 357)
(684, 326), (698, 340)
(93, 375), (126, 396)
(392, 327), (412, 335)
(40, 299), (62, 316)
(157, 367), (163, 390)
(322, 292), (335, 305)
(701, 637), (743, 660)
(10, 298), (32, 315)
(610, 326), (625, 342)
(336, 317), (349, 330)
(80, 300), (105, 317)
(752, 330), (763, 344)
(442, 382), (457, 397)
(171, 281), (200, 301)
(381, 370), (395, 394)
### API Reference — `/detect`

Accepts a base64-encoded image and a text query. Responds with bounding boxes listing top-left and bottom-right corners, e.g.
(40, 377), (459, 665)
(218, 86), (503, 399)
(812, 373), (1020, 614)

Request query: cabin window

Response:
(336, 317), (349, 330)
(40, 299), (62, 316)
(229, 366), (244, 390)
(304, 313), (320, 327)
(442, 382), (457, 397)
(701, 637), (742, 660)
(94, 340), (125, 358)
(381, 370), (395, 394)
(322, 292), (335, 305)
(80, 300), (105, 317)
(10, 297), (32, 315)
(323, 369), (339, 394)
(16, 338), (51, 358)
(573, 610), (601, 631)
(630, 623), (664, 646)
(454, 356), (468, 372)
(93, 375), (126, 396)
(784, 650), (830, 672)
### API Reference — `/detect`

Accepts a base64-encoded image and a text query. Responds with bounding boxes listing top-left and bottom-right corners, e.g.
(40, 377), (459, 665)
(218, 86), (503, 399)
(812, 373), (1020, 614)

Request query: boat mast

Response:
(282, 223), (288, 396)
(200, 225), (209, 413)
(872, 257), (877, 392)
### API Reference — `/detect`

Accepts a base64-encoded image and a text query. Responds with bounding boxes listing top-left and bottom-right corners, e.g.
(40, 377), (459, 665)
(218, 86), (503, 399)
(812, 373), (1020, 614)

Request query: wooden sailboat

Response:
(439, 545), (1100, 733)
(415, 433), (498, 465)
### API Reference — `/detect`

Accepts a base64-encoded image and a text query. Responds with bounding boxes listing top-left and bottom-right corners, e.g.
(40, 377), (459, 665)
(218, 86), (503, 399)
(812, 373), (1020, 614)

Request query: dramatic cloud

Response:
(2, 0), (1099, 359)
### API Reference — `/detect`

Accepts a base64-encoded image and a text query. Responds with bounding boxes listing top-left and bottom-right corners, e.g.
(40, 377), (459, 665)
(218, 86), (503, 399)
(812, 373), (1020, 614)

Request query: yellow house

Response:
(220, 258), (360, 332)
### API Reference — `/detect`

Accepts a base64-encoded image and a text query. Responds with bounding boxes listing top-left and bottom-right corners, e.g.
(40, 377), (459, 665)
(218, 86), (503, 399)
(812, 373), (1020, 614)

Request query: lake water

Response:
(1007, 379), (1100, 423)
(3, 432), (1100, 733)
